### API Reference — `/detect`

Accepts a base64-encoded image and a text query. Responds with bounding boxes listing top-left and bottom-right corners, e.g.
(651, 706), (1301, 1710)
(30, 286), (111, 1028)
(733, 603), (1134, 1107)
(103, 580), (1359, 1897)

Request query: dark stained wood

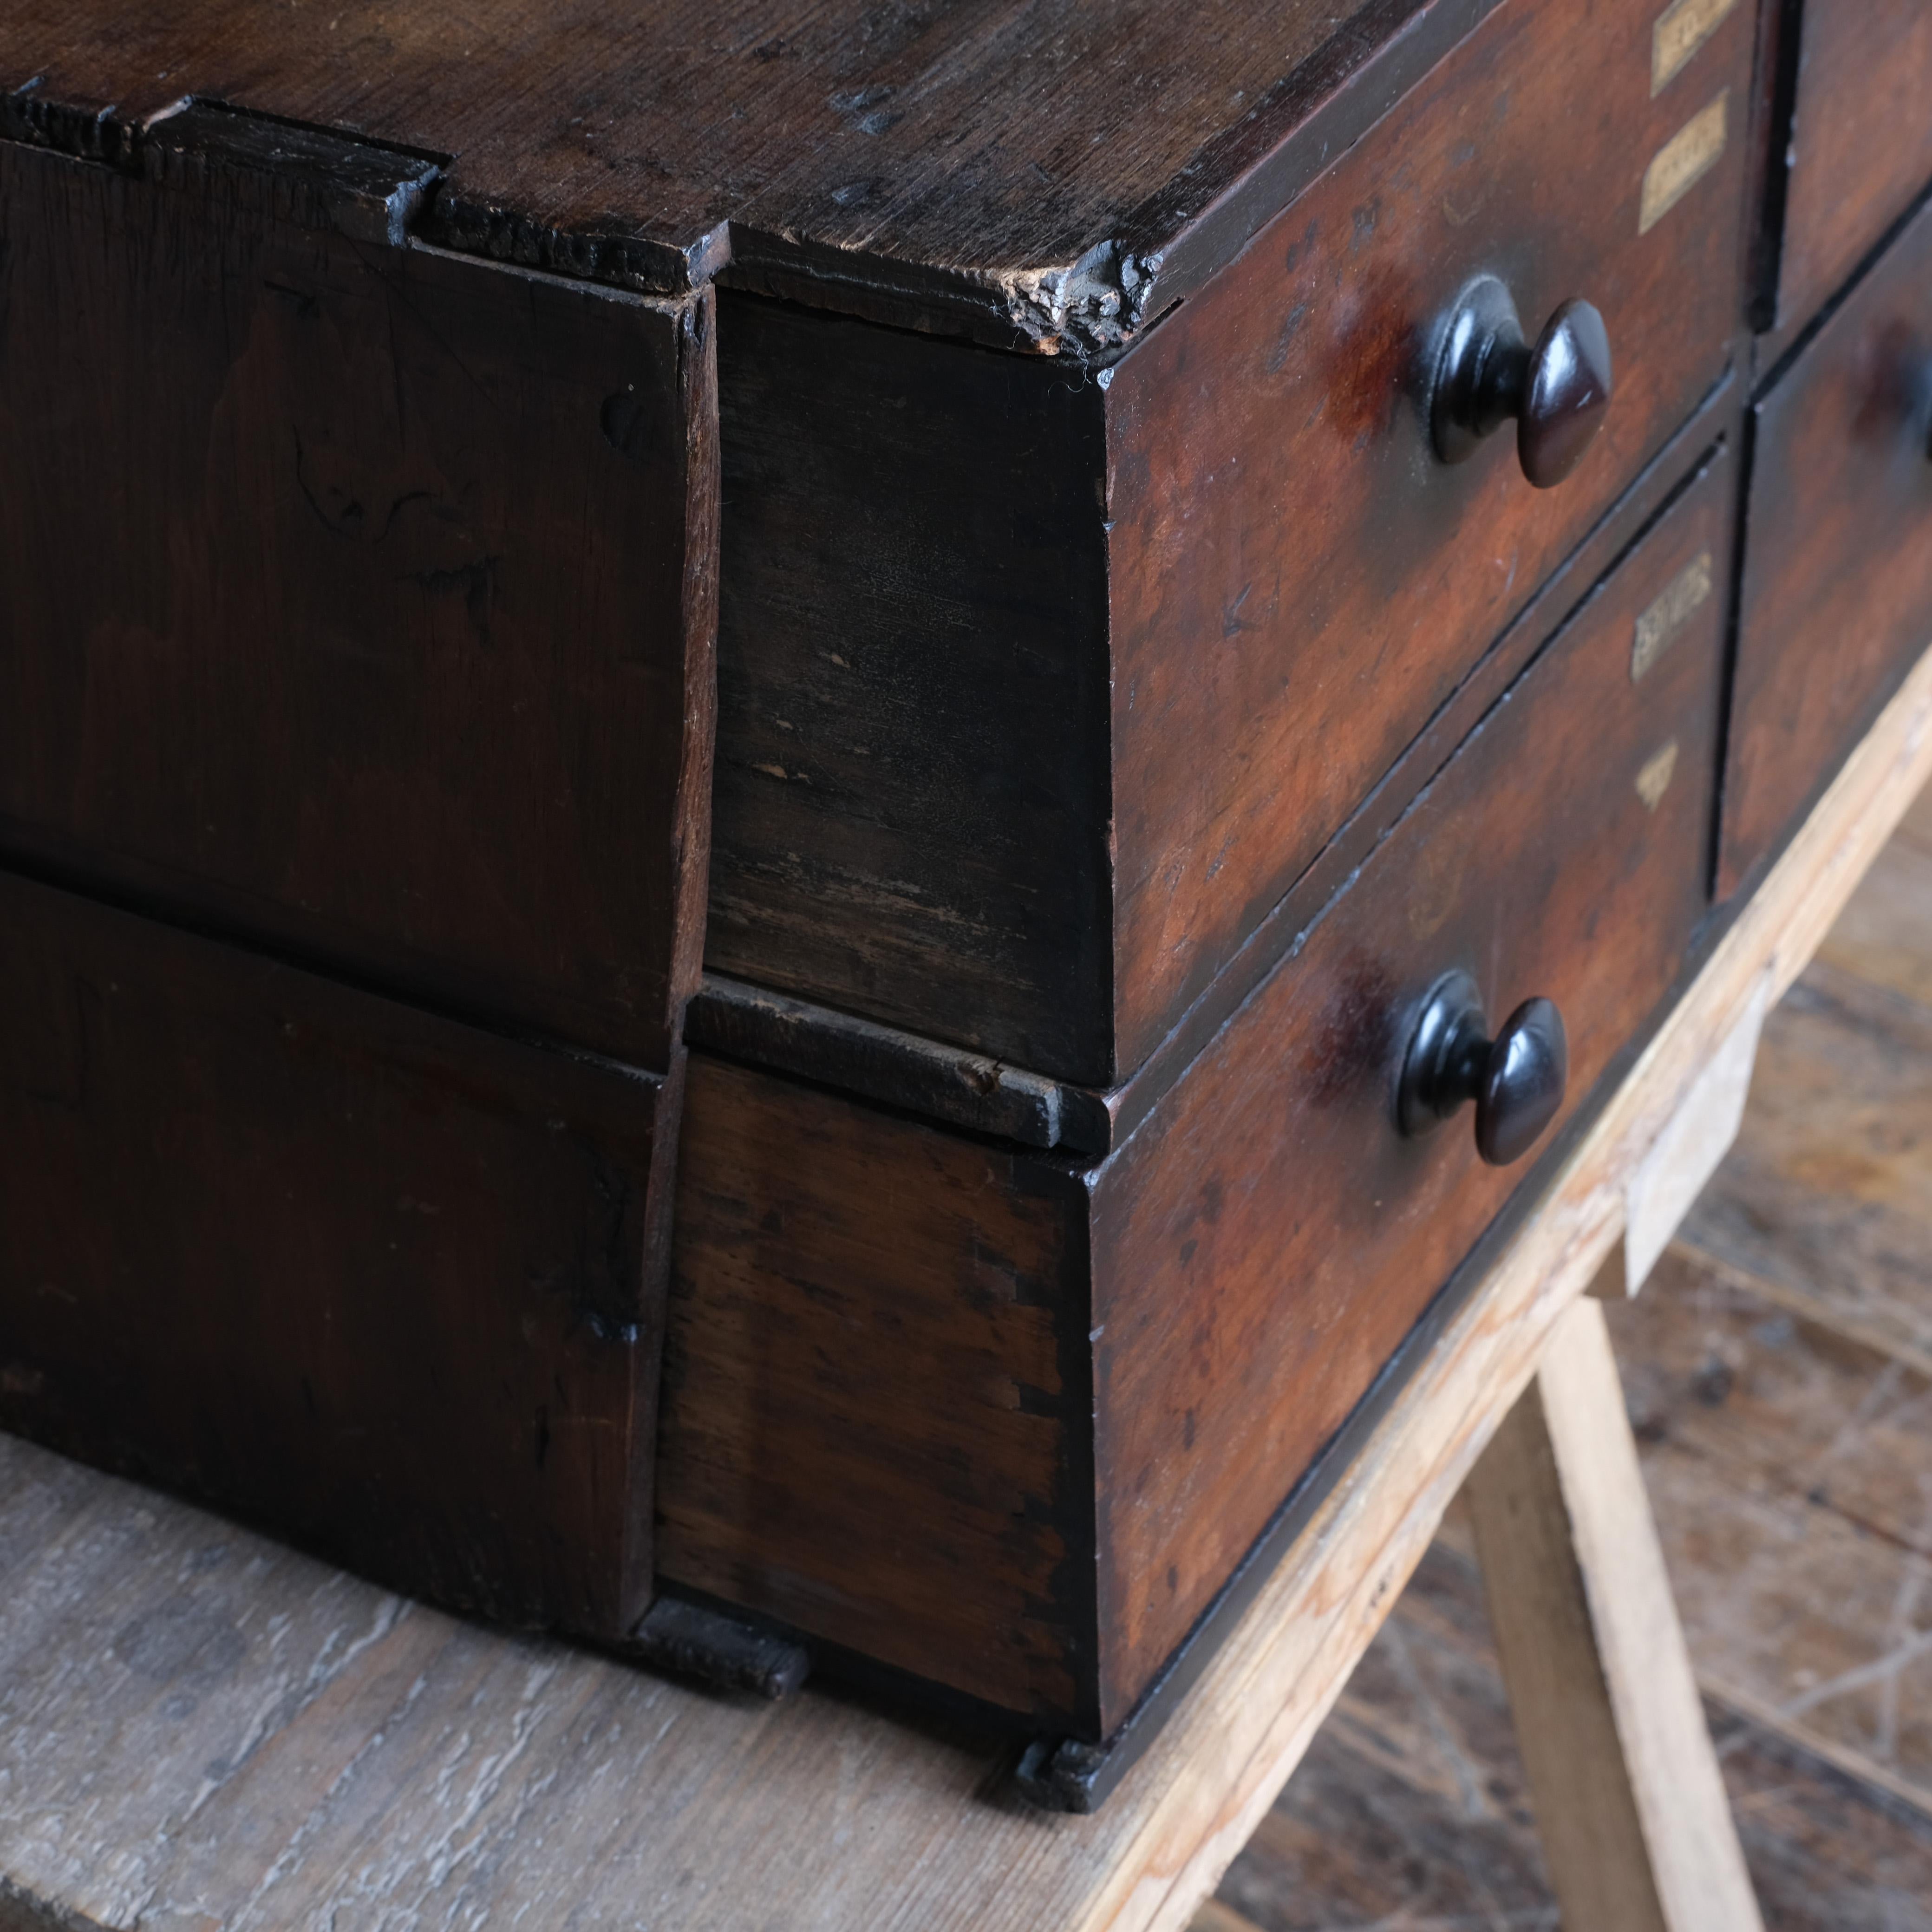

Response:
(660, 457), (1729, 1736)
(0, 867), (671, 1641)
(1741, 0), (1800, 336)
(705, 292), (1116, 1079)
(0, 129), (717, 1070)
(1092, 396), (1742, 1148)
(629, 1596), (812, 1700)
(0, 706), (1923, 1924)
(1723, 189), (1932, 895)
(2, 0), (1920, 1846)
(683, 973), (1116, 1155)
(1103, 0), (1751, 1071)
(707, 0), (1754, 1086)
(1209, 1007), (1932, 1928)
(656, 1052), (1099, 1729)
(1762, 0), (1932, 362)
(1089, 450), (1729, 1726)
(703, 390), (1737, 1148)
(0, 1), (1517, 355)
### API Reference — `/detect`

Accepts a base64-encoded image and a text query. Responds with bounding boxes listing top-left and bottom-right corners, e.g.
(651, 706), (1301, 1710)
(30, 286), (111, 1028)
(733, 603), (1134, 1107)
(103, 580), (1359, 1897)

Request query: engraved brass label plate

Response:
(1652, 0), (1739, 95)
(1639, 92), (1729, 235)
(1632, 550), (1714, 681)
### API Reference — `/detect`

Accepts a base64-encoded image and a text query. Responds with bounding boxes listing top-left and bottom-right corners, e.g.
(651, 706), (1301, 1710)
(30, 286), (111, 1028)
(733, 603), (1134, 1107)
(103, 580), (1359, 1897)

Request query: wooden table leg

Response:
(1463, 1290), (1764, 1932)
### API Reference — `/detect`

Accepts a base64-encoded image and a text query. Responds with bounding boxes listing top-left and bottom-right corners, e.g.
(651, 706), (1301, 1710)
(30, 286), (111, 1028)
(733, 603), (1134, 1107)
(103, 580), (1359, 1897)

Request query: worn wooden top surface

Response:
(0, 0), (1488, 349)
(5, 646), (1929, 1932)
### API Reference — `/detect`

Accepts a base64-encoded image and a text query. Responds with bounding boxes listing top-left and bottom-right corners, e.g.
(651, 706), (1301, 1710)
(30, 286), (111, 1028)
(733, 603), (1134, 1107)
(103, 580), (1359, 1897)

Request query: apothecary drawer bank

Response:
(0, 0), (1923, 1807)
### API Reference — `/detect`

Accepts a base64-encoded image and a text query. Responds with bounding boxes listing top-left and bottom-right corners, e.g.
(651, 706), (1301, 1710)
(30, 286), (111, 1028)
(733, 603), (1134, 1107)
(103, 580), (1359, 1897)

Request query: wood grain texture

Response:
(1201, 730), (1932, 1932)
(701, 389), (1738, 1133)
(656, 1052), (1099, 1728)
(1464, 1340), (1671, 1932)
(1201, 1540), (1932, 1932)
(1089, 457), (1730, 1724)
(684, 972), (1116, 1153)
(1102, 0), (1753, 1070)
(0, 133), (718, 1069)
(1091, 397), (1742, 1143)
(0, 868), (670, 1642)
(1058, 638), (1932, 1927)
(1203, 1543), (1561, 1932)
(1466, 1297), (1762, 1932)
(708, 290), (1741, 1090)
(1610, 1247), (1932, 1811)
(0, 640), (1926, 1932)
(705, 292), (1115, 1077)
(1681, 960), (1932, 1373)
(1723, 183), (1932, 896)
(671, 458), (1730, 1736)
(0, 0), (1508, 351)
(1767, 0), (1932, 358)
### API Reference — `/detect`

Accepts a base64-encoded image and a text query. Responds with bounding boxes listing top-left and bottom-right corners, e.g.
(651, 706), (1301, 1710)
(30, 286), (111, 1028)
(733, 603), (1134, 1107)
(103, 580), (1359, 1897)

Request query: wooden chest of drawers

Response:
(1, 0), (1924, 1805)
(709, 0), (1751, 1083)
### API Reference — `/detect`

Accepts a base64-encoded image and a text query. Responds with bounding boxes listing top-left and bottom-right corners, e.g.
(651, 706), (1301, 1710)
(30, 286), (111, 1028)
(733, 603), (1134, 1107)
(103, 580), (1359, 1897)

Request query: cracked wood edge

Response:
(1071, 637), (1932, 1932)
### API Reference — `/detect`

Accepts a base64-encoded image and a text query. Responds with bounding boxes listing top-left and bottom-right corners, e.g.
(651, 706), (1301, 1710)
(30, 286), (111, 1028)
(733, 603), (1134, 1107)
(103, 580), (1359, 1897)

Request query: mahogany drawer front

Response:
(0, 866), (669, 1639)
(1100, 0), (1751, 1076)
(0, 124), (716, 1073)
(660, 448), (1730, 1736)
(1722, 188), (1932, 895)
(1089, 444), (1729, 1717)
(1770, 0), (1932, 351)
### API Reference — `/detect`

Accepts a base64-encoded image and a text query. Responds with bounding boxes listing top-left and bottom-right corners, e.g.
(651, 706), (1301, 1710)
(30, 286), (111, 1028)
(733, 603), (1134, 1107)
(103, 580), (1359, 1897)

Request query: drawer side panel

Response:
(0, 135), (718, 1068)
(0, 869), (670, 1637)
(706, 294), (1116, 1082)
(657, 1053), (1100, 1730)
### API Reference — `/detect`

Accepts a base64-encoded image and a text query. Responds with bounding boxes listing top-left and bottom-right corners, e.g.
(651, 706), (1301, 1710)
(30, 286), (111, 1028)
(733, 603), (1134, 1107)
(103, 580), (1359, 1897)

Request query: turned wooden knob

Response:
(1430, 275), (1614, 489)
(1397, 969), (1569, 1167)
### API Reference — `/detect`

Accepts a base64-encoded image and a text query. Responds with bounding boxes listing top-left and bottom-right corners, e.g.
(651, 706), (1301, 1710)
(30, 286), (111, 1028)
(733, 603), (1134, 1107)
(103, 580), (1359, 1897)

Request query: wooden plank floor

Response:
(1195, 780), (1932, 1932)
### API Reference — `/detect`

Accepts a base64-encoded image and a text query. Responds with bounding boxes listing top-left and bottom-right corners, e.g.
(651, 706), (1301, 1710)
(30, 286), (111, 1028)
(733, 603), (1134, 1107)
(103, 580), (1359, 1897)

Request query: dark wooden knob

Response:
(1430, 275), (1613, 489)
(1397, 969), (1569, 1167)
